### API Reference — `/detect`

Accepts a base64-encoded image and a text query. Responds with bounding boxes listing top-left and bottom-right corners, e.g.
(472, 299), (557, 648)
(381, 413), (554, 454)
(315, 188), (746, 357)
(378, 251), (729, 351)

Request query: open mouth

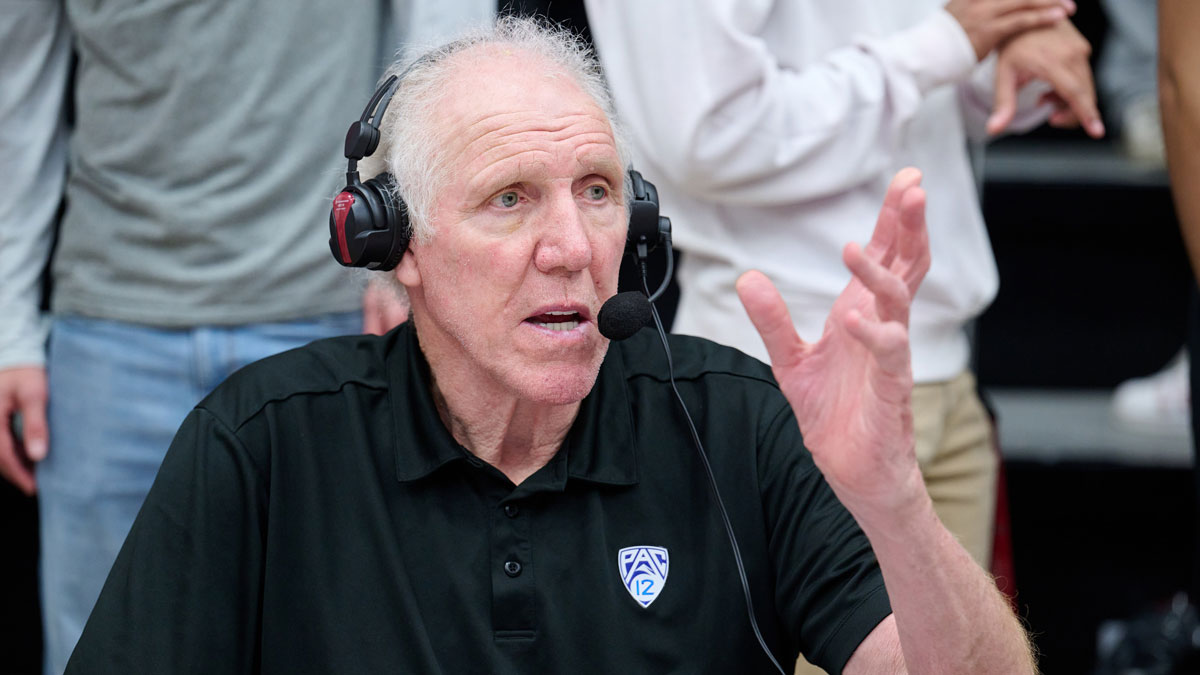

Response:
(527, 310), (583, 332)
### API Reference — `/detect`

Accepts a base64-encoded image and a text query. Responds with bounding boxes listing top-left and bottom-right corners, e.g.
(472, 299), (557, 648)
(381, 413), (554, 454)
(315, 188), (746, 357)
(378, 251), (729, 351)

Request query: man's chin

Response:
(509, 358), (606, 406)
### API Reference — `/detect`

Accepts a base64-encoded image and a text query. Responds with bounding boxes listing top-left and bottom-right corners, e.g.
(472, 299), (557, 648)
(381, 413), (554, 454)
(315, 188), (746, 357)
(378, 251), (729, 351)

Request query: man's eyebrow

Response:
(576, 150), (624, 180)
(468, 144), (621, 190)
(465, 160), (545, 198)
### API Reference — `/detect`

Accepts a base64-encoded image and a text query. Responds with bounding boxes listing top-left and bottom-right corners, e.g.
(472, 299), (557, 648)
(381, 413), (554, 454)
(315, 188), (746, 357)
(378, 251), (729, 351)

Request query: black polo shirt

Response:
(67, 322), (890, 674)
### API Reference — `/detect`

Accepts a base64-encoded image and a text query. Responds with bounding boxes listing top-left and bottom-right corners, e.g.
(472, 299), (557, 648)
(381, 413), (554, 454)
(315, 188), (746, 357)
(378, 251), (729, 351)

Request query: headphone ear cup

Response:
(366, 172), (410, 272)
(329, 172), (409, 270)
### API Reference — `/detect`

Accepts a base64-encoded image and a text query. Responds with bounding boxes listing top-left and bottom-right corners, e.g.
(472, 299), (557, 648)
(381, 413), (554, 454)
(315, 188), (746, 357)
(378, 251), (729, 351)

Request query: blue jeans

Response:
(37, 312), (361, 675)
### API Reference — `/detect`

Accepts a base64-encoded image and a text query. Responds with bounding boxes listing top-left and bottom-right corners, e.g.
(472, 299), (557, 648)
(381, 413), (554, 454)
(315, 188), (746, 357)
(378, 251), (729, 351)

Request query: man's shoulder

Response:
(197, 330), (394, 431)
(615, 328), (778, 389)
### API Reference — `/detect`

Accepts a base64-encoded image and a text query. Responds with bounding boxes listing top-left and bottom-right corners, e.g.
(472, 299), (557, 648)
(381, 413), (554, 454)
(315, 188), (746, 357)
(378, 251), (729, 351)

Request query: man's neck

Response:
(405, 304), (588, 485)
(428, 374), (579, 485)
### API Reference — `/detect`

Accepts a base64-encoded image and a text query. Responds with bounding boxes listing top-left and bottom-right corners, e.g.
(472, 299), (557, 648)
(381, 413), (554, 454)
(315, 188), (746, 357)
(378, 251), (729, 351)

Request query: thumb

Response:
(987, 61), (1019, 135)
(736, 270), (806, 370)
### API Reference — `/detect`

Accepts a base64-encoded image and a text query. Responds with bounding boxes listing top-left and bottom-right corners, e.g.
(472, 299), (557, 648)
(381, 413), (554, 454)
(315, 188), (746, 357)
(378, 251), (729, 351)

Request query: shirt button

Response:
(504, 560), (522, 577)
(503, 504), (520, 518)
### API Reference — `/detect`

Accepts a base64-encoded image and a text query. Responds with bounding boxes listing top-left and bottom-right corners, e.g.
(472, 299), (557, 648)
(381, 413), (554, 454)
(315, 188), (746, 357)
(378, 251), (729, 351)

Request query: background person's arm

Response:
(584, 0), (1066, 207)
(0, 0), (70, 494)
(1159, 0), (1200, 283)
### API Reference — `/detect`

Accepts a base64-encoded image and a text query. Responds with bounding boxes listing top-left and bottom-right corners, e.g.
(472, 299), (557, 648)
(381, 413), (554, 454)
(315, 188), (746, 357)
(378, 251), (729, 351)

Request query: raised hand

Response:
(736, 168), (931, 517)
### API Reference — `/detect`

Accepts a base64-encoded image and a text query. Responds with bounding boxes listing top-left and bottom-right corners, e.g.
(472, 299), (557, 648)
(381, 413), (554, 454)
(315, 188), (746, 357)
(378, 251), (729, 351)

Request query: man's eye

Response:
(494, 191), (519, 208)
(585, 185), (607, 200)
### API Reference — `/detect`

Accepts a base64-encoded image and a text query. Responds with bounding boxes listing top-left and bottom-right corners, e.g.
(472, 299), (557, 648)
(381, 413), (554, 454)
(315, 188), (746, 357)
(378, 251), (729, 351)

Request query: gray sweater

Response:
(0, 0), (401, 367)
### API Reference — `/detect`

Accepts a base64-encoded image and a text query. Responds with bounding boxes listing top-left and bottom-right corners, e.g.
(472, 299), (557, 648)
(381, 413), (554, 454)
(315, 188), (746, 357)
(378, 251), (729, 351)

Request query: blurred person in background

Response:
(0, 1), (485, 672)
(584, 3), (1103, 670)
(1088, 4), (1200, 667)
(1103, 0), (1190, 439)
(1161, 0), (1200, 609)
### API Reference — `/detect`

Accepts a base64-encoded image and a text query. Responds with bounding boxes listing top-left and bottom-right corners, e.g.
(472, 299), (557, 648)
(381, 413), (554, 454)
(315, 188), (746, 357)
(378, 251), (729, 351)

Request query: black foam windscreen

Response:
(598, 291), (652, 340)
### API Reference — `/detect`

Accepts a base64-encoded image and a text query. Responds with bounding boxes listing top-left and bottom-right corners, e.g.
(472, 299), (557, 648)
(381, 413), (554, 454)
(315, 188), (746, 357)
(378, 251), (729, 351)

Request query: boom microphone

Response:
(597, 291), (652, 340)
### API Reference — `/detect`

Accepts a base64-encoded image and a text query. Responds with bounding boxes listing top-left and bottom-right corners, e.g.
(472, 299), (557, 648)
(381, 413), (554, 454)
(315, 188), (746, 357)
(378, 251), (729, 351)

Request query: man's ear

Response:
(394, 246), (420, 288)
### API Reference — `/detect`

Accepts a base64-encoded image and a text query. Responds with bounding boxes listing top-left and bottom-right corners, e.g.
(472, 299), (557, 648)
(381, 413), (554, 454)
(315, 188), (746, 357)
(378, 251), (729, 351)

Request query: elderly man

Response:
(66, 19), (1032, 674)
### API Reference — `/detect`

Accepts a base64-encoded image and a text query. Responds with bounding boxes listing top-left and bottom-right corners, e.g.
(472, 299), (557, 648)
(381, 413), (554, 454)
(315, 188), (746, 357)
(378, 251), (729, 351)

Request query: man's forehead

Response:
(434, 47), (613, 142)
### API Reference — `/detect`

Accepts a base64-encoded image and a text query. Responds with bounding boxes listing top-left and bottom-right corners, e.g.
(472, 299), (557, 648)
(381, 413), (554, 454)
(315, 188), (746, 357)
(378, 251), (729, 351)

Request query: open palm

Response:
(737, 169), (931, 512)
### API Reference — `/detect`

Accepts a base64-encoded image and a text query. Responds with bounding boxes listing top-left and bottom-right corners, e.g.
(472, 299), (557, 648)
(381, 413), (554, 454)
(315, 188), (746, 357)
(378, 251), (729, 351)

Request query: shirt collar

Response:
(561, 341), (639, 486)
(388, 322), (639, 487)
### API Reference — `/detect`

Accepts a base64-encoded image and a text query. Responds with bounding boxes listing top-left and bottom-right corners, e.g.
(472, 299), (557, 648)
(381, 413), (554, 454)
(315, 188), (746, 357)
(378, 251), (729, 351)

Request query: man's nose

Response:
(533, 193), (593, 274)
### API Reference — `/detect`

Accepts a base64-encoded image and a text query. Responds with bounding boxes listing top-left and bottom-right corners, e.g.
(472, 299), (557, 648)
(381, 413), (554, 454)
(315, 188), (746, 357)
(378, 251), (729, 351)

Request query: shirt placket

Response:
(490, 494), (536, 640)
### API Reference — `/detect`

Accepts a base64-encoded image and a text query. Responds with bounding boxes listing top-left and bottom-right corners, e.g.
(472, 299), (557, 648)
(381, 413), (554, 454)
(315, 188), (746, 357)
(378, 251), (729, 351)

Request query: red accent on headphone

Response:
(333, 192), (356, 264)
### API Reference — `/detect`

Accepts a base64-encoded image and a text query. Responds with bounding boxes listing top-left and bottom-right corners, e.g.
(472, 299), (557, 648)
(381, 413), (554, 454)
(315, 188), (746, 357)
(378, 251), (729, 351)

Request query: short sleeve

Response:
(65, 407), (267, 674)
(758, 402), (892, 673)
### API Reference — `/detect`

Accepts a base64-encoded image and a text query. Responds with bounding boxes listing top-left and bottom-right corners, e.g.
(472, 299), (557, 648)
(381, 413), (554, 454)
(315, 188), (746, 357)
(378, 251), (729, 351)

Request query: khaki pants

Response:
(794, 370), (998, 674)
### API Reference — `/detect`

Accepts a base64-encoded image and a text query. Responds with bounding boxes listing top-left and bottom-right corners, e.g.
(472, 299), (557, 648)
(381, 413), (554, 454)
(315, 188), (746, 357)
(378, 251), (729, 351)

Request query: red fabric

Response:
(990, 427), (1018, 612)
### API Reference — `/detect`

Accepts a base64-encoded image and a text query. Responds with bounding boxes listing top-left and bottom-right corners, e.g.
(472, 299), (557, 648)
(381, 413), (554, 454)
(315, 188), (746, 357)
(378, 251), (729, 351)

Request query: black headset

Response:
(329, 72), (670, 271)
(328, 74), (407, 271)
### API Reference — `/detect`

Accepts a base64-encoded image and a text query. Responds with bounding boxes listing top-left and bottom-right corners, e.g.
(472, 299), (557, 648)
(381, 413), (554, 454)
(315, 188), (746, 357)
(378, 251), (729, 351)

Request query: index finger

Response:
(988, 60), (1020, 135)
(1044, 58), (1104, 137)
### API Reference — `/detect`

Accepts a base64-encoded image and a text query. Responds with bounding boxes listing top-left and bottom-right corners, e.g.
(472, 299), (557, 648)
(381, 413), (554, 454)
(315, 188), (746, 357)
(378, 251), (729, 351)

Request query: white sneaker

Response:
(1121, 94), (1166, 167)
(1111, 350), (1190, 436)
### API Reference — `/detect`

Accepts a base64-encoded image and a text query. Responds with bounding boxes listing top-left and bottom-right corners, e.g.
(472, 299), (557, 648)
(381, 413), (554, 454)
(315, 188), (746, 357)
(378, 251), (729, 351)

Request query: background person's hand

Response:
(988, 18), (1104, 137)
(945, 0), (1074, 61)
(0, 366), (48, 496)
(737, 169), (931, 518)
(362, 277), (410, 335)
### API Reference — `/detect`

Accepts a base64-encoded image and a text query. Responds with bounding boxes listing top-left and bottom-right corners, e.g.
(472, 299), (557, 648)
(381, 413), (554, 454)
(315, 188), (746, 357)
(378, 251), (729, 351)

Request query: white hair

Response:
(359, 15), (634, 249)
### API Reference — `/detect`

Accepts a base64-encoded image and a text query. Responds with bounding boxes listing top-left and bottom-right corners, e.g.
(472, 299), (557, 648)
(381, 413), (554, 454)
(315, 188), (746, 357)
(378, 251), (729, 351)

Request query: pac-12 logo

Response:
(619, 546), (669, 608)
